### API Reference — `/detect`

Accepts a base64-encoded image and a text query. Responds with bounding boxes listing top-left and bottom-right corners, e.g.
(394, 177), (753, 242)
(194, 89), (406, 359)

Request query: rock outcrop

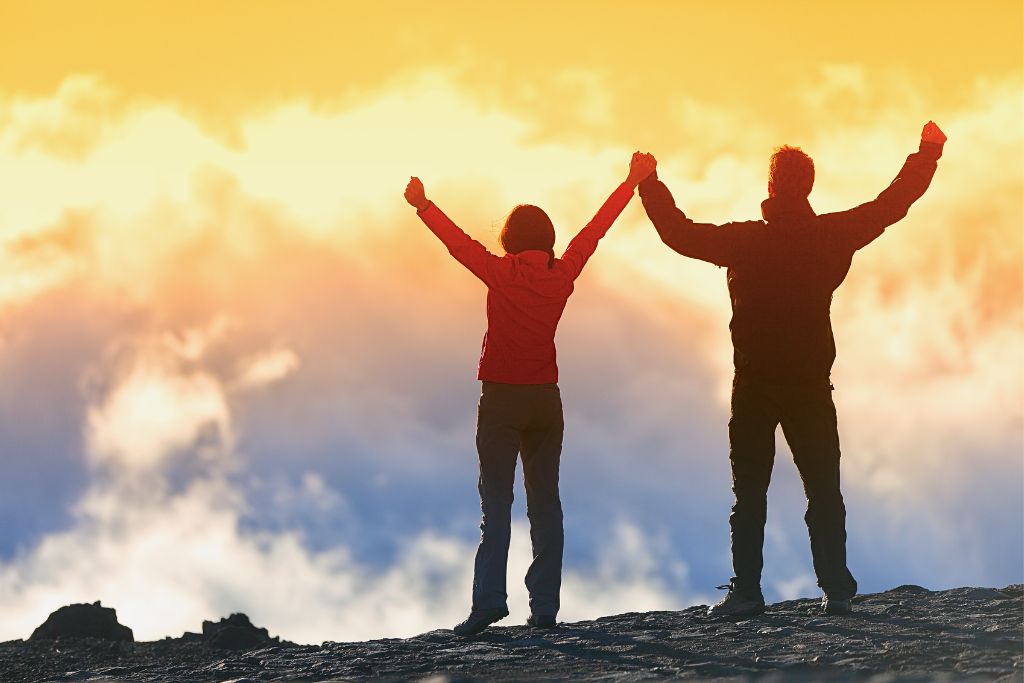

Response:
(178, 612), (286, 650)
(3, 585), (1021, 682)
(28, 601), (133, 642)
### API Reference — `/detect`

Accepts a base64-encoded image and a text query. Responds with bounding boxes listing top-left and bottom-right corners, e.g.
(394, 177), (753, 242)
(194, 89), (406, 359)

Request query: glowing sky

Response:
(0, 1), (1021, 644)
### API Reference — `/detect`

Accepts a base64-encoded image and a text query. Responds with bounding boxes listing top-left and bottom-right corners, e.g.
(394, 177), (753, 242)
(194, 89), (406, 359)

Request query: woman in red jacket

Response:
(404, 152), (656, 636)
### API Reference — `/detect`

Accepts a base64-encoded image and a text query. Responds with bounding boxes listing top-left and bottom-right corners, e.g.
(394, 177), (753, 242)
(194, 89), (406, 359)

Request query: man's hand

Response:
(404, 176), (430, 211)
(626, 151), (657, 187)
(921, 121), (947, 145)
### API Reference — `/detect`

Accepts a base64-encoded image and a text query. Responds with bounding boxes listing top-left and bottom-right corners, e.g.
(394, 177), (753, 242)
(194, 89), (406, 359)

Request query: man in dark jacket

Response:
(640, 122), (946, 616)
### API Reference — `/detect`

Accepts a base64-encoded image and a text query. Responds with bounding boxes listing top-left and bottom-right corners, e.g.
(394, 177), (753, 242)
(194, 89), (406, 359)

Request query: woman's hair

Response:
(499, 204), (556, 266)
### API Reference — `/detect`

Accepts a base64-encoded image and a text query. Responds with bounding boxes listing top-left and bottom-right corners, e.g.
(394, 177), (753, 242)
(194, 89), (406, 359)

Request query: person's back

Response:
(725, 198), (859, 385)
(475, 251), (576, 384)
(482, 242), (647, 381)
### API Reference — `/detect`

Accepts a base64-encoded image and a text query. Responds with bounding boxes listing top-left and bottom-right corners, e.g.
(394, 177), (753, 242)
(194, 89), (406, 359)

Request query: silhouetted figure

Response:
(640, 122), (946, 617)
(405, 152), (657, 636)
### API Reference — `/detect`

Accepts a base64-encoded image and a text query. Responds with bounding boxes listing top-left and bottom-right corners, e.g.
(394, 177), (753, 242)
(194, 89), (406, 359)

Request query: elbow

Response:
(657, 230), (677, 249)
(656, 230), (688, 256)
(653, 220), (683, 248)
(874, 207), (909, 231)
(652, 223), (673, 246)
(887, 204), (912, 225)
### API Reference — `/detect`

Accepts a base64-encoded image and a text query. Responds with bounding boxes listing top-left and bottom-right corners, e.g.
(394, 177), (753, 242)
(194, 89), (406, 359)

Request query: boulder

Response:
(187, 613), (280, 650)
(29, 601), (133, 642)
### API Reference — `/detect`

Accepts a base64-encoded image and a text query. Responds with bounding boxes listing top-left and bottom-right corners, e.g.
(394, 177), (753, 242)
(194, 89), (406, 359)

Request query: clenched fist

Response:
(921, 121), (947, 145)
(404, 177), (430, 211)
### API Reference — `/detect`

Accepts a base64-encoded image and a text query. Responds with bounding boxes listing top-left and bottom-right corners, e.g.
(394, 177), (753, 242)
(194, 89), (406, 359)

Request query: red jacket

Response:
(417, 182), (635, 384)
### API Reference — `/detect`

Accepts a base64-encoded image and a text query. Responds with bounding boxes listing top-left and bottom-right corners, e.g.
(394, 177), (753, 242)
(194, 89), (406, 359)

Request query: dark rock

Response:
(200, 613), (281, 650)
(29, 601), (133, 642)
(2, 586), (1021, 681)
(887, 584), (930, 594)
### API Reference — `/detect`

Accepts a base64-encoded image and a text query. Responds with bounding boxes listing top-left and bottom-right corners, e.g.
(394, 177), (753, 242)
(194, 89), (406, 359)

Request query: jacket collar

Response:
(761, 196), (816, 224)
(511, 250), (552, 264)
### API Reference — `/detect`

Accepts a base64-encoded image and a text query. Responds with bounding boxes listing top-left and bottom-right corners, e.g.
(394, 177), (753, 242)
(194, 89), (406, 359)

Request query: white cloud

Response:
(0, 471), (691, 643)
(86, 363), (231, 471)
(234, 347), (300, 390)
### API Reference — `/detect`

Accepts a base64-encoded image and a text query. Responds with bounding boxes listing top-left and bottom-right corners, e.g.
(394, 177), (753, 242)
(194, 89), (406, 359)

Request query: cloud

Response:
(234, 348), (300, 390)
(0, 70), (1020, 646)
(87, 361), (230, 471)
(1, 415), (691, 644)
(0, 75), (126, 161)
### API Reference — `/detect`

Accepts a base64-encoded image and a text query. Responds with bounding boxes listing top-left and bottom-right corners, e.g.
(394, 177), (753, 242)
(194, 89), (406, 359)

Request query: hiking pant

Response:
(728, 376), (857, 600)
(472, 381), (564, 617)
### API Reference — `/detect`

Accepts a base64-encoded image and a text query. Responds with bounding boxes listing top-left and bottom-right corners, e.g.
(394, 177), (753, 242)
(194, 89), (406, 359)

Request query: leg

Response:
(471, 383), (524, 613)
(779, 386), (857, 599)
(520, 385), (565, 618)
(728, 379), (781, 598)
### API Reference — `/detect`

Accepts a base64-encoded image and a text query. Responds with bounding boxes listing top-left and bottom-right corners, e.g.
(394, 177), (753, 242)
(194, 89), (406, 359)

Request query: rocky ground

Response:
(1, 585), (1021, 682)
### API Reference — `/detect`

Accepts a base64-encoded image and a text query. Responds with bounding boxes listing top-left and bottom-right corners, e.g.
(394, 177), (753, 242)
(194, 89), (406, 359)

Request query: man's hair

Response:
(769, 145), (815, 198)
(500, 204), (556, 266)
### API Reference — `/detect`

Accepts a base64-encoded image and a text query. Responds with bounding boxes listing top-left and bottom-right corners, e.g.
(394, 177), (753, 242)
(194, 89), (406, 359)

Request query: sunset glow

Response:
(0, 1), (1021, 643)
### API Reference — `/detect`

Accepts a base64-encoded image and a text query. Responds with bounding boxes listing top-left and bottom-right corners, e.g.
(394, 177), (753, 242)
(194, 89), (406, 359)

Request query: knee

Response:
(805, 493), (846, 521)
(729, 493), (770, 528)
(732, 484), (768, 513)
(527, 499), (563, 525)
(479, 513), (512, 542)
(480, 494), (513, 527)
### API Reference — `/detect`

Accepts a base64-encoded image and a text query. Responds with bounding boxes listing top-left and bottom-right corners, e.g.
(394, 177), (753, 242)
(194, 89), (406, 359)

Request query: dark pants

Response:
(472, 381), (564, 617)
(728, 377), (857, 600)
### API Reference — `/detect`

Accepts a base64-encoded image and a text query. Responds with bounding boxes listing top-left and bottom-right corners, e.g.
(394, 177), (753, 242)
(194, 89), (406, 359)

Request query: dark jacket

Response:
(639, 142), (942, 384)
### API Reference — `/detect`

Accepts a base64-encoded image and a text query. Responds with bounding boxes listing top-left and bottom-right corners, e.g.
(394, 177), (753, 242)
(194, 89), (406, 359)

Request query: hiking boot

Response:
(822, 595), (852, 615)
(527, 614), (556, 629)
(452, 608), (509, 637)
(707, 584), (766, 618)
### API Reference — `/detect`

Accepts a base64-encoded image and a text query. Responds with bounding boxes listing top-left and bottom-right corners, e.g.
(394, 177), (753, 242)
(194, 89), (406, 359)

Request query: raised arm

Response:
(826, 121), (946, 251)
(560, 152), (656, 280)
(404, 176), (501, 286)
(638, 168), (740, 267)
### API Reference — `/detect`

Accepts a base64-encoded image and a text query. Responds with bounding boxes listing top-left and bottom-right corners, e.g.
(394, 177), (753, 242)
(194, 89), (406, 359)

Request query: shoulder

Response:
(814, 208), (859, 228)
(724, 219), (767, 236)
(549, 258), (578, 278)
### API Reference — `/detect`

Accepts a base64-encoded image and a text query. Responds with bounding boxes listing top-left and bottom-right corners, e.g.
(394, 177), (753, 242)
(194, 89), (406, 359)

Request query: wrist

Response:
(415, 199), (431, 212)
(918, 140), (943, 159)
(638, 169), (659, 188)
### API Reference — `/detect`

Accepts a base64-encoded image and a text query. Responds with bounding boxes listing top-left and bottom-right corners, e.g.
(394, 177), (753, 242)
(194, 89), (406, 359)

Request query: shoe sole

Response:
(707, 604), (766, 619)
(527, 620), (557, 629)
(453, 611), (509, 637)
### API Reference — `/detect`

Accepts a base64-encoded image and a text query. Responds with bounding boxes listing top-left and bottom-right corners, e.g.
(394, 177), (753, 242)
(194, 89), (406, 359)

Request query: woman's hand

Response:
(921, 121), (947, 145)
(626, 151), (657, 187)
(404, 176), (430, 211)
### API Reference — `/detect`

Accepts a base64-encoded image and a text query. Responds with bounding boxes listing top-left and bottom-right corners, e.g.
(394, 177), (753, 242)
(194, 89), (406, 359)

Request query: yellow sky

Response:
(3, 0), (1021, 145)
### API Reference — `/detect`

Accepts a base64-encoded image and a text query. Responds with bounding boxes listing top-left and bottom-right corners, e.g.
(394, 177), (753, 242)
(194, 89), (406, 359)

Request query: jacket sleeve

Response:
(638, 172), (740, 267)
(559, 181), (634, 280)
(825, 141), (942, 251)
(417, 202), (501, 286)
